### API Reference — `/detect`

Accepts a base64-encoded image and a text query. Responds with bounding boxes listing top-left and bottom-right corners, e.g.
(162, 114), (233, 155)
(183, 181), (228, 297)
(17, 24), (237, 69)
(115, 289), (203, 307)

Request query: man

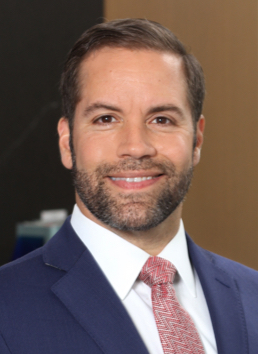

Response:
(0, 18), (257, 354)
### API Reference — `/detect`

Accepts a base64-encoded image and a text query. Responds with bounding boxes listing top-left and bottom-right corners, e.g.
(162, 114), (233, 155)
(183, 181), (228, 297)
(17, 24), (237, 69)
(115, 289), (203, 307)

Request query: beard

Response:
(72, 158), (193, 232)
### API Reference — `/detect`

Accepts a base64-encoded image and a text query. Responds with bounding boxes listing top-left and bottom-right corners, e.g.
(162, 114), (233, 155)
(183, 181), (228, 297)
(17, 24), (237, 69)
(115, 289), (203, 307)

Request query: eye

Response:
(152, 116), (172, 125)
(94, 115), (117, 124)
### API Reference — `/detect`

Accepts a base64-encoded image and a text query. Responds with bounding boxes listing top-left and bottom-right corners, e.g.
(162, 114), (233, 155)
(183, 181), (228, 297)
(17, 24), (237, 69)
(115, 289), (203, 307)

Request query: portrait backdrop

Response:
(0, 0), (103, 265)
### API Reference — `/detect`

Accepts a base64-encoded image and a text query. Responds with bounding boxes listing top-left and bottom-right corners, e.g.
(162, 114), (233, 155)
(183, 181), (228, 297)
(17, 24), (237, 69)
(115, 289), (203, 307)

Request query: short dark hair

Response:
(60, 18), (205, 132)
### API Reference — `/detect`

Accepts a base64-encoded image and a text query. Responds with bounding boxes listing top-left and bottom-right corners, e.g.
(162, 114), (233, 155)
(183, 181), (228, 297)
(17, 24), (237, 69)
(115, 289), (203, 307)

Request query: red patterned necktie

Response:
(139, 256), (205, 354)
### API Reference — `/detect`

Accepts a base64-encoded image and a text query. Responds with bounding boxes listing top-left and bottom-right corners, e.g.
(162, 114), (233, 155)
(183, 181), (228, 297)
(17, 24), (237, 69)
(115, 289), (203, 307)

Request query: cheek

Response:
(73, 134), (116, 170)
(157, 135), (193, 167)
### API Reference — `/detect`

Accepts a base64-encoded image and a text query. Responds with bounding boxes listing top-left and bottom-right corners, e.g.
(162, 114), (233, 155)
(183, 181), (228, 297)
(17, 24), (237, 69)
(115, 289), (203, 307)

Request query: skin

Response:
(58, 47), (205, 256)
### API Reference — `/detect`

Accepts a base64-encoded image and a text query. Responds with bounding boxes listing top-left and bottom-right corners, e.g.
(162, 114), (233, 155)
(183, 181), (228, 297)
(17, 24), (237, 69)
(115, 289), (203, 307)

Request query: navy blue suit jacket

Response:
(0, 217), (257, 353)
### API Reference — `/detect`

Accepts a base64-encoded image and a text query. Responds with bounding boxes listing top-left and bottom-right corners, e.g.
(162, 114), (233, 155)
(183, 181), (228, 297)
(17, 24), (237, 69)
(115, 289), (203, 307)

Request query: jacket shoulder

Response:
(202, 247), (258, 281)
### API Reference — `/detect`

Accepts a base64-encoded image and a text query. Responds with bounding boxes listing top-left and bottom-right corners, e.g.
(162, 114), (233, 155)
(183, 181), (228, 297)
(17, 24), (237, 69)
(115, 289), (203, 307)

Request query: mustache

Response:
(92, 158), (177, 177)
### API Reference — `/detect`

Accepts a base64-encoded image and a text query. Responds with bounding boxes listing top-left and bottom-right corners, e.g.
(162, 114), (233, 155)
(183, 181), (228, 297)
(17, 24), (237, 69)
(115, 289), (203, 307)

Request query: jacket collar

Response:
(187, 234), (248, 354)
(43, 217), (85, 271)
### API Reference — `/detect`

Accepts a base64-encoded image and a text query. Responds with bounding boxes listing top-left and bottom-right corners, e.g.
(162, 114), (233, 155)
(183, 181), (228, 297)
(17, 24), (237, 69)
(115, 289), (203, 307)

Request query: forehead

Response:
(76, 47), (189, 111)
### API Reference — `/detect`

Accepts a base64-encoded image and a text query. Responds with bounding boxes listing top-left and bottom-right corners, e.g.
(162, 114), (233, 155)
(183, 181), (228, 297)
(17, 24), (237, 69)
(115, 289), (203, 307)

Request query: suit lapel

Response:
(187, 235), (248, 354)
(43, 219), (149, 354)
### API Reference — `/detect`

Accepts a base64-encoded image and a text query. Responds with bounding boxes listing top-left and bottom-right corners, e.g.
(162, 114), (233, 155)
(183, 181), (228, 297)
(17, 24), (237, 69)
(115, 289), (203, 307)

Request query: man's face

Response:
(58, 47), (204, 231)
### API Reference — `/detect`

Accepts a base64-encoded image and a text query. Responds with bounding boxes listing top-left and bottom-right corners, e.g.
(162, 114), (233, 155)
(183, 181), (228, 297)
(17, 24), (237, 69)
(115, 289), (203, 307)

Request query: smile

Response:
(110, 176), (156, 182)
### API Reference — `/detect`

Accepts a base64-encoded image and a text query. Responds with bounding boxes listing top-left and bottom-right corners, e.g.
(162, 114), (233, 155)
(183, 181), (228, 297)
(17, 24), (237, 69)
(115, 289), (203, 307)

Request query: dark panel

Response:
(0, 0), (103, 265)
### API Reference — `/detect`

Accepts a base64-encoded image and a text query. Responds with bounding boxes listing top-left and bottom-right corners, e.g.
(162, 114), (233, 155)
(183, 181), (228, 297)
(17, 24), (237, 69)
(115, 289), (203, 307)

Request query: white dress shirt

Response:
(71, 204), (217, 354)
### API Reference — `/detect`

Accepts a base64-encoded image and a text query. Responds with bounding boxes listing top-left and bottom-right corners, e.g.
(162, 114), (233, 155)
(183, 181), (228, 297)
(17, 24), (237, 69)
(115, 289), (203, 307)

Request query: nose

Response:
(116, 121), (157, 159)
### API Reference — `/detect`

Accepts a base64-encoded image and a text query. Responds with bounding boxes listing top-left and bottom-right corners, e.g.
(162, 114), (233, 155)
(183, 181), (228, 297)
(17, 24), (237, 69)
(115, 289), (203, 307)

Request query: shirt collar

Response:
(159, 220), (196, 297)
(71, 204), (196, 300)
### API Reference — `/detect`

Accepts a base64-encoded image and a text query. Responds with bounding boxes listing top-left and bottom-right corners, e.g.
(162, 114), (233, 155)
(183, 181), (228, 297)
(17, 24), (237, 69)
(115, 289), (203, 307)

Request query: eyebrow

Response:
(83, 102), (122, 117)
(147, 104), (185, 119)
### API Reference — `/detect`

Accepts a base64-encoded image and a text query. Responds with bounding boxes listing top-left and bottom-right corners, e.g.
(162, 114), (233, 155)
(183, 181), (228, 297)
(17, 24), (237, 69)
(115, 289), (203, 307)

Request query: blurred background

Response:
(1, 0), (258, 270)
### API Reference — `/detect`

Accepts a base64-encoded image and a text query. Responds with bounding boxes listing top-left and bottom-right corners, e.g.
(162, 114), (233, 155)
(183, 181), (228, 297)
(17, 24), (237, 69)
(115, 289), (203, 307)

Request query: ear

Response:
(57, 117), (73, 170)
(193, 115), (205, 167)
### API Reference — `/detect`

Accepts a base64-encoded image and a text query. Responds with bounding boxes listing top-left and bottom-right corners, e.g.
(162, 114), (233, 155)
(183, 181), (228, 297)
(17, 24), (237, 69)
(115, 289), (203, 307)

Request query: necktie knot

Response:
(139, 256), (176, 287)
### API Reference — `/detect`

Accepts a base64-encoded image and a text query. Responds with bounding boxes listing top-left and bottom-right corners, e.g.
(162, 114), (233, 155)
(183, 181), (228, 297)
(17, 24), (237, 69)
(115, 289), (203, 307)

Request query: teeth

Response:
(111, 176), (154, 182)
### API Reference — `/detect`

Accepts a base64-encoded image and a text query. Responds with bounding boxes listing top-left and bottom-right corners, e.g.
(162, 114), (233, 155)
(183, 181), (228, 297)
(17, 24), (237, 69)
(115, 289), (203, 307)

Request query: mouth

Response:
(110, 176), (158, 182)
(107, 173), (164, 190)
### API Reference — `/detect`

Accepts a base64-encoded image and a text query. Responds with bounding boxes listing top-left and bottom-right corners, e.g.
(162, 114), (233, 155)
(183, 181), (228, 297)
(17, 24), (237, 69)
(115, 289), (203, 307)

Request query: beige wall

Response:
(104, 0), (258, 269)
